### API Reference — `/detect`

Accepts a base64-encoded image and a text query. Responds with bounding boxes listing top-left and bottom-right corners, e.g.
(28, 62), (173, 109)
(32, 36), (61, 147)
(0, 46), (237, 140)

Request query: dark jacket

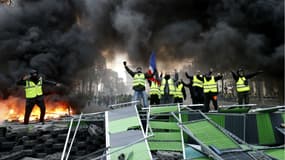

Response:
(17, 76), (57, 86)
(182, 79), (194, 98)
(231, 71), (262, 82)
(125, 66), (153, 91)
(185, 72), (203, 85)
(179, 83), (187, 100)
(196, 74), (223, 82)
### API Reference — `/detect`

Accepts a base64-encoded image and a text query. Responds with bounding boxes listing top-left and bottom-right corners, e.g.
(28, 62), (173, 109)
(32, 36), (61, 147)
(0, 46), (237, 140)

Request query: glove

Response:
(123, 61), (127, 66)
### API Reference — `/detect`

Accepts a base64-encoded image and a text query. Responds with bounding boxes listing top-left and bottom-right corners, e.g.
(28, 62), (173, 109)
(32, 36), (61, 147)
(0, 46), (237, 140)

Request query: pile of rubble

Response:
(0, 120), (105, 160)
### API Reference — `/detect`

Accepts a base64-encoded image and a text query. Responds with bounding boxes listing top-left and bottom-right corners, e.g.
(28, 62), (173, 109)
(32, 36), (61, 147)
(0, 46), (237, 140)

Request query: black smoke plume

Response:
(0, 0), (283, 103)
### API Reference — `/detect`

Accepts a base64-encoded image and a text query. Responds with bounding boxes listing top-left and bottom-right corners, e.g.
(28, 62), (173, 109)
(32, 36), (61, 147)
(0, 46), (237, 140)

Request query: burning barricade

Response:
(0, 96), (72, 124)
(0, 96), (105, 160)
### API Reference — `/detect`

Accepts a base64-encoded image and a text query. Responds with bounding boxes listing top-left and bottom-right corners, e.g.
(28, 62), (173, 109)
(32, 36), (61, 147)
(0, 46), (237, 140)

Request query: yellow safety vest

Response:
(174, 83), (184, 98)
(236, 77), (250, 92)
(160, 79), (175, 95)
(25, 78), (43, 98)
(133, 73), (145, 87)
(192, 75), (203, 88)
(150, 82), (160, 97)
(203, 76), (217, 93)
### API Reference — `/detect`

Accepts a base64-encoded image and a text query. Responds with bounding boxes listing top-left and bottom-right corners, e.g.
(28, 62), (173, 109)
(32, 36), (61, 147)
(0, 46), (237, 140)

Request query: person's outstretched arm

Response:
(214, 73), (223, 81)
(123, 61), (135, 77)
(181, 79), (191, 88)
(43, 79), (61, 86)
(185, 72), (193, 79)
(245, 70), (263, 79)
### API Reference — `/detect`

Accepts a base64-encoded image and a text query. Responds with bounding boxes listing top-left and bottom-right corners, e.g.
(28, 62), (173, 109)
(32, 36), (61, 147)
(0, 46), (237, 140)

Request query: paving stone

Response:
(76, 141), (86, 148)
(13, 145), (24, 152)
(36, 153), (47, 158)
(5, 132), (17, 141)
(39, 134), (51, 142)
(24, 149), (35, 156)
(34, 144), (45, 152)
(1, 141), (16, 150)
(0, 151), (25, 160)
(44, 148), (53, 154)
(0, 127), (7, 137)
(52, 143), (64, 151)
(0, 137), (6, 143)
(57, 134), (67, 142)
(23, 140), (36, 148)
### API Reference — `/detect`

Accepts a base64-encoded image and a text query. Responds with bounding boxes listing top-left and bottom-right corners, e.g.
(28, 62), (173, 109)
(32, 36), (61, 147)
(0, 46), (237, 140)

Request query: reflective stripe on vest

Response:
(203, 76), (217, 93)
(150, 82), (160, 96)
(174, 84), (183, 98)
(133, 73), (145, 87)
(160, 79), (175, 95)
(236, 77), (250, 92)
(25, 78), (43, 98)
(192, 75), (203, 88)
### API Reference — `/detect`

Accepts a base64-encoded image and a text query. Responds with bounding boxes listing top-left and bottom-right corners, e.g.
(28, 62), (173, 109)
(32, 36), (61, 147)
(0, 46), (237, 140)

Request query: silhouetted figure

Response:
(124, 61), (153, 108)
(160, 73), (175, 104)
(231, 68), (263, 104)
(202, 69), (223, 112)
(185, 70), (204, 104)
(173, 80), (186, 104)
(17, 69), (60, 124)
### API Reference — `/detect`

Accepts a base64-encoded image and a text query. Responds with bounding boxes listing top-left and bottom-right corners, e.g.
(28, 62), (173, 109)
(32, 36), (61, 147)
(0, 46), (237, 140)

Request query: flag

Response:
(148, 51), (159, 84)
(149, 51), (156, 73)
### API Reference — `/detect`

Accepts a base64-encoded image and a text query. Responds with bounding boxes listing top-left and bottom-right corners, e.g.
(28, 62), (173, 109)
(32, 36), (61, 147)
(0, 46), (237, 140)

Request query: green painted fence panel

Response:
(256, 113), (276, 145)
(185, 120), (240, 150)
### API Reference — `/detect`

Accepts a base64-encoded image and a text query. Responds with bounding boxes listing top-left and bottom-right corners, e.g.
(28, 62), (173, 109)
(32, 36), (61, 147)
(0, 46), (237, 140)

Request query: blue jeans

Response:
(133, 90), (148, 108)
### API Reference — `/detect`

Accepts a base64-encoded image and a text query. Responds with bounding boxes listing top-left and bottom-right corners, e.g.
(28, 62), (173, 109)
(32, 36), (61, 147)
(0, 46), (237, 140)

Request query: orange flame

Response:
(0, 96), (72, 123)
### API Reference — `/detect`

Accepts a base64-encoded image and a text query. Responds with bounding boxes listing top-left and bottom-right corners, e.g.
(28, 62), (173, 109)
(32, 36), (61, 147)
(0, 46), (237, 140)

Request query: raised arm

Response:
(181, 79), (191, 88)
(214, 74), (223, 81)
(185, 72), (193, 79)
(123, 61), (135, 77)
(231, 71), (238, 81)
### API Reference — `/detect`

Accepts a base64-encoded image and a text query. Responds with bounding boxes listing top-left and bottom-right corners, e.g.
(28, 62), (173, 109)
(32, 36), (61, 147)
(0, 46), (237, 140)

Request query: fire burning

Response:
(0, 96), (72, 123)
